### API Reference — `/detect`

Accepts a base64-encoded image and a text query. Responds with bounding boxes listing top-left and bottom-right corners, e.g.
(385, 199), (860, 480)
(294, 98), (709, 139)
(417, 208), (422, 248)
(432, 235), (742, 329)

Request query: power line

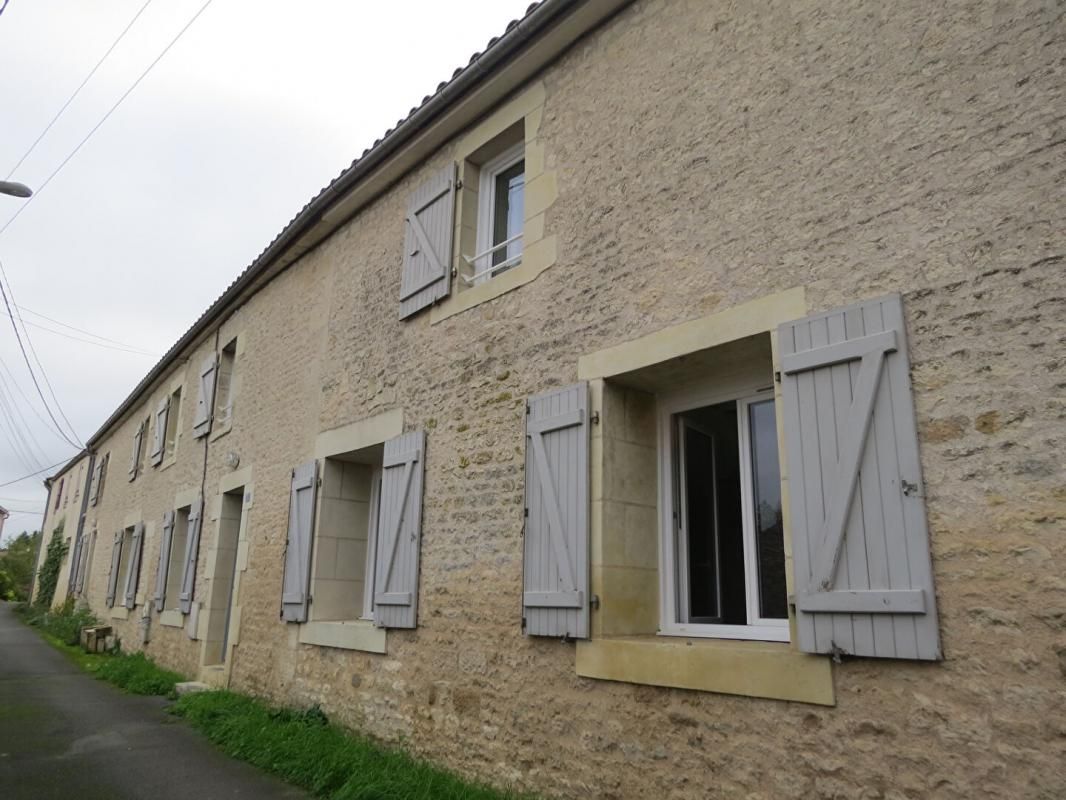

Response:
(0, 379), (48, 472)
(0, 0), (215, 237)
(0, 457), (74, 489)
(0, 264), (83, 449)
(4, 0), (155, 181)
(16, 304), (156, 351)
(0, 364), (53, 467)
(2, 310), (158, 356)
(0, 353), (79, 447)
(0, 504), (45, 514)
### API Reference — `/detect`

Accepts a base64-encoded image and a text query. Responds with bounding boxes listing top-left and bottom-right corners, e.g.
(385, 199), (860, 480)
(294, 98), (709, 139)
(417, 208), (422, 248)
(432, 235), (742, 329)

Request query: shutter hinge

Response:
(525, 405), (531, 415)
(774, 370), (782, 383)
(455, 178), (463, 190)
(524, 507), (529, 518)
(590, 594), (600, 611)
(451, 266), (457, 278)
(521, 616), (527, 630)
(901, 479), (919, 497)
(590, 410), (600, 425)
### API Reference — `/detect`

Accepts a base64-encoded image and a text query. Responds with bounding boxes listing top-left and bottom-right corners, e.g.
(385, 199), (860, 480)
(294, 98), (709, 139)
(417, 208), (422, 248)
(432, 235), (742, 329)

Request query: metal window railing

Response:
(460, 232), (523, 285)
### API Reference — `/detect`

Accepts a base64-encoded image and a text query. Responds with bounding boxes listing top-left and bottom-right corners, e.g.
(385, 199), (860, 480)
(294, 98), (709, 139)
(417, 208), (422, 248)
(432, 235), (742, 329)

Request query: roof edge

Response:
(87, 0), (633, 448)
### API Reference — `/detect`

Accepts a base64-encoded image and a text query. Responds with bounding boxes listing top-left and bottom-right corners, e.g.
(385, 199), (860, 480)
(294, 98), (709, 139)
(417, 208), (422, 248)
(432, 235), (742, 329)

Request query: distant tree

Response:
(0, 531), (41, 601)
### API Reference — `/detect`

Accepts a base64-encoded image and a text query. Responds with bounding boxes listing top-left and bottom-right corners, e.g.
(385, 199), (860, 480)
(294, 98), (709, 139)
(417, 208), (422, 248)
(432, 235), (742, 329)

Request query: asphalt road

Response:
(0, 601), (305, 799)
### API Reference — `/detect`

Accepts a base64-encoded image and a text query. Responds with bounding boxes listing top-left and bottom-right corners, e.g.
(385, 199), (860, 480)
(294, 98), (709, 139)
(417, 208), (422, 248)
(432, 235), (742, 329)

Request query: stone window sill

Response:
(159, 609), (184, 628)
(208, 418), (233, 443)
(298, 620), (386, 654)
(110, 606), (130, 621)
(576, 635), (834, 706)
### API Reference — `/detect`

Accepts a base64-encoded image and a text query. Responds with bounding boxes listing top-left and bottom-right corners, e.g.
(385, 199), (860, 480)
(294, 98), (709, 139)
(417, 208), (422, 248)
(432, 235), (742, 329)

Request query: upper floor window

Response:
(474, 143), (525, 284)
(54, 478), (64, 510)
(165, 387), (181, 459)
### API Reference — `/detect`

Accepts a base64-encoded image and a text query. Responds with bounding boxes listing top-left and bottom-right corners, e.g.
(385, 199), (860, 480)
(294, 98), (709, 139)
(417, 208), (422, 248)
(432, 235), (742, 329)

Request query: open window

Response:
(214, 337), (237, 429)
(462, 123), (525, 287)
(164, 386), (181, 459)
(311, 454), (382, 623)
(662, 389), (787, 641)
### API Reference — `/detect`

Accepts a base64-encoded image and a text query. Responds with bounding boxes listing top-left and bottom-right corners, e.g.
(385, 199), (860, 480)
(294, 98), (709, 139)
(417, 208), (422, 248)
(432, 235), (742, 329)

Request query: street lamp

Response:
(0, 181), (32, 198)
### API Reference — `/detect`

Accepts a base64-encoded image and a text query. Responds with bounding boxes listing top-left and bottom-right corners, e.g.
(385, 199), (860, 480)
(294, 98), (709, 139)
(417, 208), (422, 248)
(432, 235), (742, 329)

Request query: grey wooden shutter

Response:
(523, 383), (590, 639)
(149, 397), (169, 466)
(88, 462), (102, 506)
(105, 532), (123, 608)
(155, 511), (176, 609)
(280, 460), (317, 623)
(399, 164), (456, 319)
(178, 496), (203, 614)
(192, 353), (218, 438)
(129, 421), (144, 480)
(67, 534), (83, 594)
(123, 522), (145, 608)
(373, 431), (426, 629)
(779, 294), (940, 661)
(75, 531), (93, 595)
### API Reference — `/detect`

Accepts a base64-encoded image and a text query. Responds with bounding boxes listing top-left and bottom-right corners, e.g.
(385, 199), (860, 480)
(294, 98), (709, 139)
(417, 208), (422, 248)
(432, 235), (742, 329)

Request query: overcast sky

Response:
(0, 0), (533, 542)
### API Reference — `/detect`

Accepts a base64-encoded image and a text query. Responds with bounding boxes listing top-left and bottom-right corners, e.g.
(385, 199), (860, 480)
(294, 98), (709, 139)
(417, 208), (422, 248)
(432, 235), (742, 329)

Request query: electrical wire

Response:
(0, 0), (215, 237)
(15, 304), (155, 351)
(0, 378), (48, 472)
(0, 457), (73, 489)
(0, 264), (83, 449)
(0, 353), (79, 447)
(0, 366), (53, 465)
(0, 504), (45, 514)
(2, 311), (157, 356)
(4, 0), (155, 181)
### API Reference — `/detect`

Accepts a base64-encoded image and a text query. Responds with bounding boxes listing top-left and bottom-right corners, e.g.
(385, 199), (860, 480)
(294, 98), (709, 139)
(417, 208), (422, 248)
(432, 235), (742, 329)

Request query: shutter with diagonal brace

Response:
(123, 522), (145, 608)
(523, 383), (590, 639)
(280, 460), (317, 623)
(373, 431), (426, 629)
(155, 511), (176, 609)
(149, 397), (169, 466)
(399, 164), (456, 319)
(129, 420), (145, 480)
(178, 496), (203, 614)
(105, 532), (123, 608)
(192, 353), (218, 438)
(779, 294), (940, 660)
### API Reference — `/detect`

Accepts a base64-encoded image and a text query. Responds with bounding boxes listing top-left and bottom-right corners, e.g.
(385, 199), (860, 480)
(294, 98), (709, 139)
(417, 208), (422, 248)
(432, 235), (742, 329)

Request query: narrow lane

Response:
(0, 601), (305, 800)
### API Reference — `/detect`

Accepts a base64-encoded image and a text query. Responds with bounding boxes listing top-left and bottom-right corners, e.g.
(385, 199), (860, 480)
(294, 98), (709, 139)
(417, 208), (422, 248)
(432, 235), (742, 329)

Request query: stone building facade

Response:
(50, 1), (1064, 797)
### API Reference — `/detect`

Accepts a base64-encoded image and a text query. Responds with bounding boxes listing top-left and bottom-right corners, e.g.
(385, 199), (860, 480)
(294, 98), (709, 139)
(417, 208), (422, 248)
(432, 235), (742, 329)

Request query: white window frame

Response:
(473, 142), (525, 285)
(360, 466), (383, 621)
(657, 382), (790, 643)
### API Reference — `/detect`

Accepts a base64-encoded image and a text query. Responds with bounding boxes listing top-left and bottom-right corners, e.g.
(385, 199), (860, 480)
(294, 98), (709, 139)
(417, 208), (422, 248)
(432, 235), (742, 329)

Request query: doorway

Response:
(202, 488), (243, 666)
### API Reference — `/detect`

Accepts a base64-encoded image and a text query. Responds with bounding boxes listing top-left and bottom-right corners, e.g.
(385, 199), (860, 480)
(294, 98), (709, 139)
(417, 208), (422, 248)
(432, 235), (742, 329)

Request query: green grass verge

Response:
(172, 691), (534, 800)
(14, 601), (185, 697)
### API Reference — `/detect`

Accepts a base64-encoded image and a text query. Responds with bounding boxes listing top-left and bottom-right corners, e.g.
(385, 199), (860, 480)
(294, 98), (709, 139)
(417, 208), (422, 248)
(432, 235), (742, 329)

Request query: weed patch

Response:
(172, 691), (532, 800)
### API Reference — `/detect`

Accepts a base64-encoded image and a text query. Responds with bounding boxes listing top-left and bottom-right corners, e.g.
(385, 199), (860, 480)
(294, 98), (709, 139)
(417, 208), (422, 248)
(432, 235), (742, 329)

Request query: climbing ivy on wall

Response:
(35, 522), (68, 609)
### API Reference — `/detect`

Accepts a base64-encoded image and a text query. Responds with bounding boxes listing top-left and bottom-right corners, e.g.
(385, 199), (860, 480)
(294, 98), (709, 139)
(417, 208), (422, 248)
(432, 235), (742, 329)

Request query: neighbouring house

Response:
(46, 1), (1063, 797)
(31, 451), (89, 605)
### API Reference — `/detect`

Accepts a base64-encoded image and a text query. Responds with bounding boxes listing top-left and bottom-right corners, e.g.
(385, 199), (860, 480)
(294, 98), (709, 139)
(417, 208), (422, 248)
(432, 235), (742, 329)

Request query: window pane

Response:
(677, 402), (745, 625)
(682, 424), (720, 621)
(748, 399), (787, 619)
(492, 160), (524, 268)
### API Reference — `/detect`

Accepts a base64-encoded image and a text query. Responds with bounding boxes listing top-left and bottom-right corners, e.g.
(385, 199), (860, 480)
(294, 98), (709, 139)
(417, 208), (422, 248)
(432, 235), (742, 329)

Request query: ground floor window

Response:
(312, 455), (382, 623)
(661, 388), (788, 642)
(164, 507), (190, 612)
